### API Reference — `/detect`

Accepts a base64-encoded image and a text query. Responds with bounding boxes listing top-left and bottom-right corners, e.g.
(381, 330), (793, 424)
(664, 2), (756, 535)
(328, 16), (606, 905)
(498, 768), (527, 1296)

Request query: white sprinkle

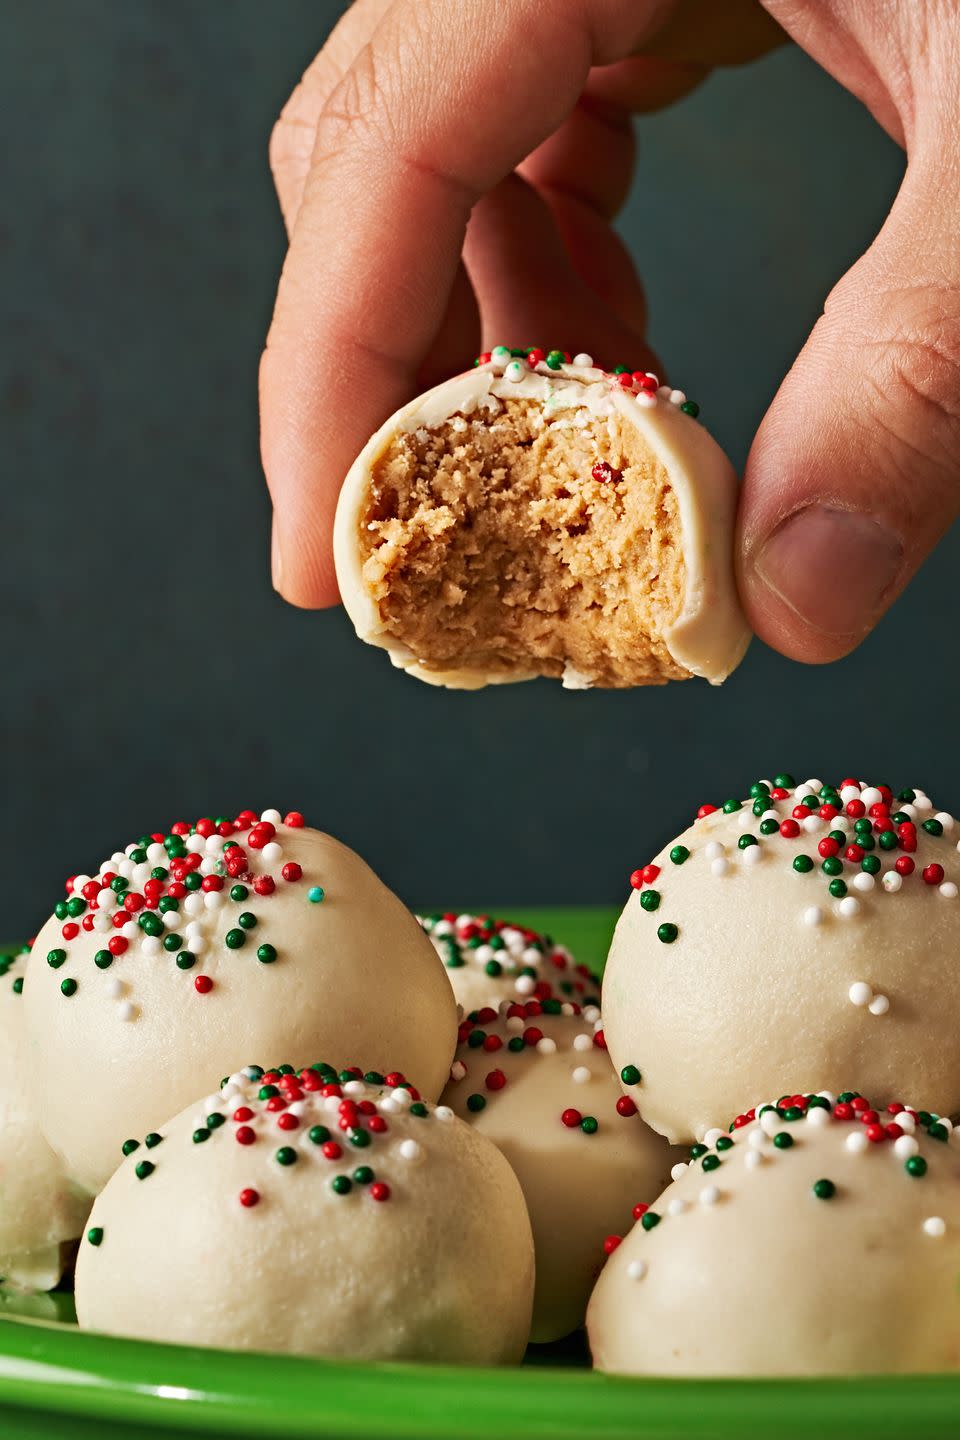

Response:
(141, 935), (161, 955)
(573, 1033), (593, 1052)
(744, 1150), (763, 1170)
(705, 841), (725, 861)
(342, 1081), (366, 1097)
(146, 843), (166, 865)
(670, 1162), (688, 1181)
(818, 1091), (837, 1105)
(846, 1131), (869, 1154)
(389, 1087), (413, 1107)
(203, 891), (223, 911)
(572, 352), (594, 368)
(742, 846), (762, 867)
(840, 785), (861, 804)
(806, 1106), (830, 1127)
(761, 809), (778, 824)
(190, 937), (207, 956)
(748, 1128), (768, 1149)
(669, 389), (686, 406)
(162, 909), (182, 930)
(795, 783), (815, 801)
(205, 835), (225, 855)
(118, 859), (135, 880)
(853, 872), (875, 893)
(924, 1217), (946, 1238)
(105, 977), (125, 999)
(860, 787), (882, 808)
(803, 906), (825, 927)
(474, 945), (494, 964)
(896, 1112), (916, 1135)
(939, 882), (958, 900)
(882, 871), (903, 893)
(185, 834), (205, 854)
(899, 803), (918, 821)
(914, 795), (933, 814)
(626, 1260), (647, 1281)
(514, 975), (536, 996)
(92, 913), (112, 934)
(434, 1105), (454, 1122)
(450, 1061), (467, 1082)
(398, 1139), (423, 1163)
(710, 858), (729, 878)
(261, 842), (282, 864)
(583, 1005), (601, 1025)
(560, 1002), (576, 1018)
(378, 1097), (400, 1115)
(521, 948), (541, 967)
(801, 815), (823, 834)
(490, 346), (511, 364)
(504, 359), (527, 383)
(868, 994), (890, 1016)
(668, 1197), (688, 1217)
(505, 1016), (524, 1034)
(572, 1066), (591, 1084)
(837, 896), (861, 919)
(703, 1128), (724, 1148)
(117, 1001), (136, 1022)
(935, 812), (955, 833)
(760, 1110), (780, 1137)
(71, 873), (91, 895)
(183, 894), (203, 917)
(120, 920), (139, 942)
(699, 1186), (720, 1206)
(894, 1135), (919, 1159)
(738, 810), (753, 831)
(635, 391), (657, 409)
(260, 808), (282, 825)
(849, 981), (873, 1007)
(536, 1038), (557, 1056)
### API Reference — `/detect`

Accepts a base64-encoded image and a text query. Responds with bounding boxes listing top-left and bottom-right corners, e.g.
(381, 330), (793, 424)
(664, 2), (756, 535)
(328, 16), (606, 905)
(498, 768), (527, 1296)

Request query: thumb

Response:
(738, 152), (960, 662)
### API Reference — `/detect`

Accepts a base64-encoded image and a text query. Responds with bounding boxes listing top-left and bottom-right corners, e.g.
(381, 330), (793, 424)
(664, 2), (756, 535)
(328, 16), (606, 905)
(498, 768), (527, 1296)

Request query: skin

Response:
(260, 0), (960, 665)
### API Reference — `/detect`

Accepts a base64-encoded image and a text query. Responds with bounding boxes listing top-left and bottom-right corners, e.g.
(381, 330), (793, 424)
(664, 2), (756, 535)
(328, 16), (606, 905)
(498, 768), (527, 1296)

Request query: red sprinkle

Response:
(561, 1108), (582, 1128)
(194, 975), (214, 994)
(239, 1188), (260, 1208)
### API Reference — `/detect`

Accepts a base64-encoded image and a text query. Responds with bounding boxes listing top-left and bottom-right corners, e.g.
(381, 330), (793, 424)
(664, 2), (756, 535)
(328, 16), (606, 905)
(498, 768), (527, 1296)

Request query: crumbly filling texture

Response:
(359, 399), (689, 687)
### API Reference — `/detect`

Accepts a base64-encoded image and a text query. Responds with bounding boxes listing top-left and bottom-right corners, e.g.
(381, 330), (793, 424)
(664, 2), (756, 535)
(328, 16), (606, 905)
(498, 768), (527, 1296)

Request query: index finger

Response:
(260, 0), (667, 607)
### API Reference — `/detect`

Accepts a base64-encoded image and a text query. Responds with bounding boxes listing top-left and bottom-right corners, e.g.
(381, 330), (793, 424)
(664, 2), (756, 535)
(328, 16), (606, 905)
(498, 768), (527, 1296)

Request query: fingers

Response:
(269, 0), (394, 233)
(738, 156), (960, 662)
(262, 0), (666, 607)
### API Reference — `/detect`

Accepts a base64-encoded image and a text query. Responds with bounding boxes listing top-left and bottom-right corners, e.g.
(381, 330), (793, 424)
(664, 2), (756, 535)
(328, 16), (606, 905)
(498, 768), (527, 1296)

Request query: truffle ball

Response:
(588, 1088), (960, 1375)
(76, 1062), (533, 1363)
(419, 911), (600, 1016)
(604, 775), (960, 1142)
(25, 810), (457, 1193)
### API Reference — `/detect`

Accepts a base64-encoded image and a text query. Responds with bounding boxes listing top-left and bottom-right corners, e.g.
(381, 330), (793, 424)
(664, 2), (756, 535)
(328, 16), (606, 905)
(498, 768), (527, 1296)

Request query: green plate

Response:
(2, 907), (960, 1440)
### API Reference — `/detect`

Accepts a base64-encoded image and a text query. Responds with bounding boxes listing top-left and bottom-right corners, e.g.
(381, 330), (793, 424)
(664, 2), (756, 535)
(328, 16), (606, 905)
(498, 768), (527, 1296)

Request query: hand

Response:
(261, 0), (960, 665)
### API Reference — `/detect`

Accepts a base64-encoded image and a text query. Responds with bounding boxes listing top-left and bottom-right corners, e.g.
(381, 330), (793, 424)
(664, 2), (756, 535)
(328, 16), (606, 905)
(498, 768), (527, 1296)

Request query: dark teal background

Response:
(2, 2), (946, 935)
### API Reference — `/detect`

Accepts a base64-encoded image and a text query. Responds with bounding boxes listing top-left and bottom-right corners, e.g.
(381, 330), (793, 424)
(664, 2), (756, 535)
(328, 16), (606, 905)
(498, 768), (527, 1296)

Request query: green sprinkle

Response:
(87, 1227), (104, 1247)
(822, 856), (843, 877)
(163, 933), (182, 952)
(546, 349), (565, 369)
(207, 1113), (225, 1129)
(905, 1156), (927, 1177)
(135, 1161), (155, 1180)
(715, 1135), (733, 1151)
(275, 1146), (298, 1166)
(580, 1116), (598, 1135)
(640, 1211), (660, 1231)
(828, 879), (847, 899)
(670, 845), (690, 865)
(331, 1175), (352, 1196)
(238, 911), (257, 930)
(679, 400), (700, 419)
(722, 798), (742, 814)
(813, 1179), (835, 1200)
(193, 1128), (210, 1144)
(657, 923), (678, 944)
(410, 1103), (428, 1118)
(121, 1139), (139, 1156)
(620, 1065), (641, 1086)
(861, 855), (881, 875)
(46, 949), (66, 969)
(484, 959), (502, 976)
(60, 978), (77, 997)
(639, 889), (661, 912)
(738, 834), (758, 850)
(175, 951), (196, 970)
(760, 819), (779, 836)
(309, 1125), (330, 1145)
(466, 1094), (486, 1113)
(702, 1153), (721, 1171)
(144, 1133), (163, 1149)
(353, 1166), (374, 1186)
(774, 773), (795, 789)
(879, 830), (898, 851)
(923, 818), (944, 837)
(230, 885), (248, 902)
(793, 855), (814, 874)
(773, 1132), (794, 1150)
(256, 944), (277, 964)
(349, 1128), (371, 1148)
(690, 1143), (707, 1159)
(928, 1122), (948, 1143)
(225, 929), (246, 950)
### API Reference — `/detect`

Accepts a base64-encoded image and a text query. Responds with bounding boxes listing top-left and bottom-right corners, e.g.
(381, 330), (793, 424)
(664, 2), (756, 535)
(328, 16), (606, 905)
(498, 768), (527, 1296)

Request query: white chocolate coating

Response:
(333, 357), (750, 689)
(588, 1093), (960, 1376)
(0, 948), (89, 1289)
(418, 912), (601, 1016)
(603, 778), (960, 1143)
(76, 1066), (533, 1361)
(25, 817), (457, 1194)
(441, 1003), (679, 1342)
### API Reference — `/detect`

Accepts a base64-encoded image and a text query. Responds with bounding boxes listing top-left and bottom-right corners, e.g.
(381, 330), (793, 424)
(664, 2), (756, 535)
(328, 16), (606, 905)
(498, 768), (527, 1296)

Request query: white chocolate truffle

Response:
(333, 351), (749, 690)
(25, 810), (457, 1194)
(76, 1062), (533, 1361)
(0, 946), (89, 1289)
(441, 1000), (679, 1341)
(603, 776), (960, 1142)
(418, 911), (601, 1016)
(588, 1091), (960, 1376)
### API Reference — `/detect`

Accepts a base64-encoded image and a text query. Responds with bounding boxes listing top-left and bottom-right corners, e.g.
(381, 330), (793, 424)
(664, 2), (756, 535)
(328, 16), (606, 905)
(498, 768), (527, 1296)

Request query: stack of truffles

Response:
(4, 775), (960, 1376)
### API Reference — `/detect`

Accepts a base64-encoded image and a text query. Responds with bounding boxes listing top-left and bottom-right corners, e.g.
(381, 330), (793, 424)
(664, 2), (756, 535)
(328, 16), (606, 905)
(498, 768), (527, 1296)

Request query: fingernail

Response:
(754, 506), (903, 638)
(271, 519), (284, 593)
